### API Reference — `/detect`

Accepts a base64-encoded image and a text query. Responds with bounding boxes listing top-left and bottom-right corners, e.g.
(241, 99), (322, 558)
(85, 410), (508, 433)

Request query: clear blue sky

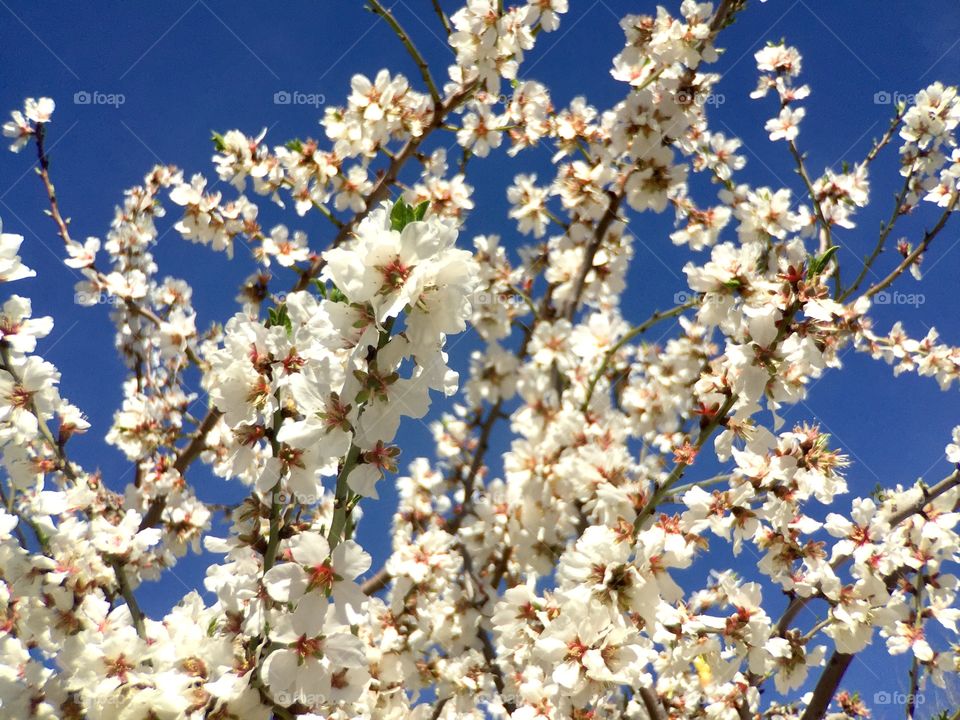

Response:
(1, 0), (959, 713)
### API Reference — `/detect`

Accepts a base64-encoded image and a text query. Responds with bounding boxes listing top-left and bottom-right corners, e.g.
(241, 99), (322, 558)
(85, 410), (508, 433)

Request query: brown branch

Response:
(33, 126), (192, 347)
(865, 197), (957, 298)
(864, 108), (906, 166)
(638, 687), (668, 720)
(478, 619), (516, 714)
(709, 0), (743, 32)
(368, 0), (442, 106)
(34, 125), (72, 246)
(429, 696), (451, 720)
(799, 651), (853, 720)
(839, 169), (914, 302)
(560, 191), (621, 320)
(139, 407), (223, 530)
(430, 0), (451, 34)
(360, 565), (391, 595)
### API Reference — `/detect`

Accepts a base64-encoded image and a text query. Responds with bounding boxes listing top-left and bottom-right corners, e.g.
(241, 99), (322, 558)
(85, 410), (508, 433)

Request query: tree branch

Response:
(799, 651), (853, 720)
(368, 0), (442, 107)
(865, 197), (957, 298)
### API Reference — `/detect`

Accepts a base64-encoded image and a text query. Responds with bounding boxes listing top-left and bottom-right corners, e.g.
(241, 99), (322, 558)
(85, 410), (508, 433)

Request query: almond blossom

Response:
(0, 3), (958, 719)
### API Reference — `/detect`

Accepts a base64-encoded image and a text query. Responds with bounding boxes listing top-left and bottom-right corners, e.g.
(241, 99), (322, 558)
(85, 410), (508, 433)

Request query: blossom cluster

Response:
(1, 1), (959, 719)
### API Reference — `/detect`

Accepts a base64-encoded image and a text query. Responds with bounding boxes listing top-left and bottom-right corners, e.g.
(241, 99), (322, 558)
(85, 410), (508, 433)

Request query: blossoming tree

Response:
(1, 1), (960, 719)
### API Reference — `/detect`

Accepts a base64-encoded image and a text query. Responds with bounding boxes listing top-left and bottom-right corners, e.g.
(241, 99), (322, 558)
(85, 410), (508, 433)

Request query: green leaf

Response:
(211, 131), (226, 152)
(266, 303), (292, 336)
(390, 198), (424, 231)
(313, 280), (348, 304)
(390, 198), (410, 231)
(285, 138), (304, 153)
(807, 245), (840, 278)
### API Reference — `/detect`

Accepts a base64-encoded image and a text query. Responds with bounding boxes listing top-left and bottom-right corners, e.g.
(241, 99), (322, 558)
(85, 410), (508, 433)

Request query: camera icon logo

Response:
(274, 90), (292, 105)
(74, 90), (92, 105)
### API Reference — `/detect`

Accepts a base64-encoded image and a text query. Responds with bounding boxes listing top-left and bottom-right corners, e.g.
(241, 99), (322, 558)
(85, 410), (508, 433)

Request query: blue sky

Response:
(2, 0), (959, 713)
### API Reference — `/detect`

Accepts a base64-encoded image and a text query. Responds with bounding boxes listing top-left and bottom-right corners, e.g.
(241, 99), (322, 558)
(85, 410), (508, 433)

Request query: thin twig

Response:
(33, 126), (200, 358)
(863, 108), (906, 166)
(581, 300), (696, 410)
(839, 169), (914, 301)
(788, 138), (839, 295)
(633, 393), (738, 534)
(864, 197), (958, 298)
(368, 0), (442, 107)
(430, 0), (451, 34)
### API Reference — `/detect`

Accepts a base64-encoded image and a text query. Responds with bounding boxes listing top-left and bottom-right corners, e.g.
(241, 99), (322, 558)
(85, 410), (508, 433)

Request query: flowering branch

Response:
(581, 299), (697, 410)
(292, 84), (476, 291)
(839, 168), (915, 301)
(775, 469), (960, 636)
(633, 392), (738, 534)
(865, 197), (958, 297)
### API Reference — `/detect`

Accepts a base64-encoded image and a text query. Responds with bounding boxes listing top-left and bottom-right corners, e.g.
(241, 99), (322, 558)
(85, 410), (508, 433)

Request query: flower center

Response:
(377, 257), (413, 291)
